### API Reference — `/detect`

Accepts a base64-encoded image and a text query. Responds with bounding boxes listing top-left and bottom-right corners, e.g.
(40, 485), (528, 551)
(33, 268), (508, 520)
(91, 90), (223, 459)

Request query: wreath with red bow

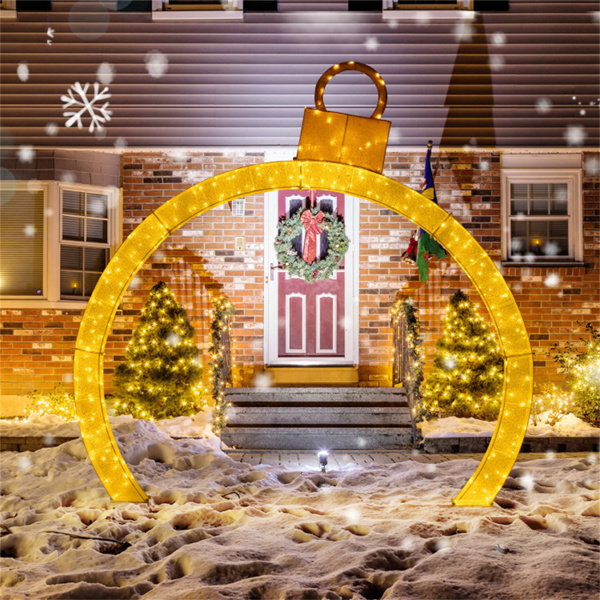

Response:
(274, 207), (350, 282)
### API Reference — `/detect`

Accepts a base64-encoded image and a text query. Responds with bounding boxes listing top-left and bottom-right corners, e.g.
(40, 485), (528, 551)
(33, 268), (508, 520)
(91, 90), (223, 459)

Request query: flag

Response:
(416, 143), (447, 283)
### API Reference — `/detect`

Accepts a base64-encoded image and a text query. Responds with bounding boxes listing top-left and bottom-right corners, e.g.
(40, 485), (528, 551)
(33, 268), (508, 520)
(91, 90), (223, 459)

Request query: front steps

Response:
(221, 387), (413, 450)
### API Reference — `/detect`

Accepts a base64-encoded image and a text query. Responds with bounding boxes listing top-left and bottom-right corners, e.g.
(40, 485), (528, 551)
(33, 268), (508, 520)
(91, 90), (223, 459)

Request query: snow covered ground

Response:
(1, 417), (599, 600)
(420, 413), (600, 439)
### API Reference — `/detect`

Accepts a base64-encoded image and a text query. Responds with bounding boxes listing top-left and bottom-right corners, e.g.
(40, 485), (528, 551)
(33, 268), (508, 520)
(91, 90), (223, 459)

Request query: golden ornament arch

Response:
(74, 160), (533, 506)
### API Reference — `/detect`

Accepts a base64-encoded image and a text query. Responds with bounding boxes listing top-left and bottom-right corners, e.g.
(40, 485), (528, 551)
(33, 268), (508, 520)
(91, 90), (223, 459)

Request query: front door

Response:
(265, 189), (358, 365)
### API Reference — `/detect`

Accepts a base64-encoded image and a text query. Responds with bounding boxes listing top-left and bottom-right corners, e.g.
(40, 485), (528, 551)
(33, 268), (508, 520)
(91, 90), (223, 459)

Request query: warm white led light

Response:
(74, 161), (532, 505)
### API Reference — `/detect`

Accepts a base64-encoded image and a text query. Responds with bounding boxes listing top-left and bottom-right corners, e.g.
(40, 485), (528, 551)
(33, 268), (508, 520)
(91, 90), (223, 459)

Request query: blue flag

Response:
(416, 144), (447, 283)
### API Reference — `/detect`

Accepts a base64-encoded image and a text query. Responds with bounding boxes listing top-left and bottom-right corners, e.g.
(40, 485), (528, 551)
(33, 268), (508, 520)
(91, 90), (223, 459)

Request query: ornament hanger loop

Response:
(314, 61), (388, 120)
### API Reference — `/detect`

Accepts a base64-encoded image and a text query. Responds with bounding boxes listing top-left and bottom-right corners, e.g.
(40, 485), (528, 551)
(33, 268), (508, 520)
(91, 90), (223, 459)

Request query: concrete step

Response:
(225, 387), (408, 406)
(221, 426), (413, 450)
(223, 387), (413, 450)
(227, 406), (412, 426)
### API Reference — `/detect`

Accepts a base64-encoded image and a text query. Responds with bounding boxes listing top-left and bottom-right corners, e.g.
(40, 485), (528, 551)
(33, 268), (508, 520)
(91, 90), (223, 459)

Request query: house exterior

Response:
(1, 0), (598, 416)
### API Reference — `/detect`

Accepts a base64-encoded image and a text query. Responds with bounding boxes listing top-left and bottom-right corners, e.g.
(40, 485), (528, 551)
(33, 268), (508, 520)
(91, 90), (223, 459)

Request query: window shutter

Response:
(0, 188), (44, 296)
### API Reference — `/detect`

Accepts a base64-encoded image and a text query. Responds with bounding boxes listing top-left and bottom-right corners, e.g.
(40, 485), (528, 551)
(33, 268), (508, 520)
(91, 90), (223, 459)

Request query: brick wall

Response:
(1, 149), (598, 409)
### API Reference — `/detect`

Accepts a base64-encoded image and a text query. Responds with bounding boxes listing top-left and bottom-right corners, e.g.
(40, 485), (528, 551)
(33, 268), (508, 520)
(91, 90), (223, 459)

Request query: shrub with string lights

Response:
(209, 296), (235, 434)
(25, 385), (77, 421)
(114, 281), (204, 420)
(550, 322), (600, 427)
(421, 290), (504, 420)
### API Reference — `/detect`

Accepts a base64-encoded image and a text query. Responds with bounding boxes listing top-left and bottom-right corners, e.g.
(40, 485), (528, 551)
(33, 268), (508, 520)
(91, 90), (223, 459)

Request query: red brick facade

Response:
(1, 150), (598, 409)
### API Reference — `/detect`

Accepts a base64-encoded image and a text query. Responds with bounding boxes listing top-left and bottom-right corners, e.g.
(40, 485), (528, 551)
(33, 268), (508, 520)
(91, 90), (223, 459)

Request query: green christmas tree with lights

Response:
(114, 281), (204, 420)
(421, 290), (504, 420)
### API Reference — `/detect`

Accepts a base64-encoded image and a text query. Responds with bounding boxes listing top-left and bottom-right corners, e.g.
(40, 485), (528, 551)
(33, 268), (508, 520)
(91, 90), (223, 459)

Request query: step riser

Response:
(226, 389), (408, 406)
(227, 408), (412, 426)
(222, 429), (413, 450)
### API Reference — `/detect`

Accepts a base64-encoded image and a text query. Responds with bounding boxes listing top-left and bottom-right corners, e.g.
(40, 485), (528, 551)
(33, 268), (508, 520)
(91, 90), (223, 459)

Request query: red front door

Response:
(275, 190), (347, 360)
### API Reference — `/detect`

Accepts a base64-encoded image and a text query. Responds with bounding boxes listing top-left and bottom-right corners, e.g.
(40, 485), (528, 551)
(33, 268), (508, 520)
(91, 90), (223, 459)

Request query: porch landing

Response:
(224, 450), (597, 469)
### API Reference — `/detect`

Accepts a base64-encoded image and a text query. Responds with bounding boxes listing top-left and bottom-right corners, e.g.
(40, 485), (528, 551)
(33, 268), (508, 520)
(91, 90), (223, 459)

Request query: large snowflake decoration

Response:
(61, 81), (112, 132)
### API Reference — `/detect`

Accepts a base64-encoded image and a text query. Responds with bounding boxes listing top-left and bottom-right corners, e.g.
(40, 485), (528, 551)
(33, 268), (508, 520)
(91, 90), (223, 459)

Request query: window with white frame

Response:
(501, 168), (583, 264)
(0, 182), (119, 304)
(155, 0), (242, 10)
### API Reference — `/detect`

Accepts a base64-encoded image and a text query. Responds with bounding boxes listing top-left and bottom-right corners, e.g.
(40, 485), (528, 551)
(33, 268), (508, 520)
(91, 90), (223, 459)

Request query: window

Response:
(161, 0), (240, 9)
(152, 0), (243, 19)
(382, 0), (508, 12)
(60, 188), (111, 299)
(0, 186), (45, 296)
(0, 182), (119, 306)
(501, 168), (583, 265)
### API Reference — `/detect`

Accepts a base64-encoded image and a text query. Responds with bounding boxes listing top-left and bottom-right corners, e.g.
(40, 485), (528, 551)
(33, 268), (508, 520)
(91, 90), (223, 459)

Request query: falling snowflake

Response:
(16, 455), (32, 472)
(23, 225), (36, 237)
(545, 450), (556, 460)
(45, 122), (58, 136)
(145, 50), (168, 79)
(480, 159), (490, 170)
(542, 241), (561, 256)
(544, 273), (560, 288)
(60, 171), (76, 183)
(535, 98), (552, 114)
(18, 146), (34, 163)
(580, 109), (586, 116)
(584, 156), (599, 176)
(518, 473), (535, 491)
(17, 62), (29, 82)
(365, 37), (379, 51)
(61, 81), (112, 132)
(387, 19), (398, 29)
(414, 11), (431, 25)
(252, 373), (272, 388)
(563, 125), (586, 146)
(491, 31), (506, 45)
(167, 333), (181, 347)
(114, 137), (128, 151)
(96, 62), (114, 85)
(489, 55), (505, 71)
(453, 23), (474, 43)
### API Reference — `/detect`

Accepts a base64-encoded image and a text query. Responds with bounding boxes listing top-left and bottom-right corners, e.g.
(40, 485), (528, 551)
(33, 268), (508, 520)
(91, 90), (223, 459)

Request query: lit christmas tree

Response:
(421, 290), (504, 420)
(114, 281), (204, 420)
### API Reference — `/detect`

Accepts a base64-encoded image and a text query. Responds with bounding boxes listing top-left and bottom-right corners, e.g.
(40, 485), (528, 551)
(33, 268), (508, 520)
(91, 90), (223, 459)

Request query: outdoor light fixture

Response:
(74, 160), (533, 506)
(318, 450), (329, 473)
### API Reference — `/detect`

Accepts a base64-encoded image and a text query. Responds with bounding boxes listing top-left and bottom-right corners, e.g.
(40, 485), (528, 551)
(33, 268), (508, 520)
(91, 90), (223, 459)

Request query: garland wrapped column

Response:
(209, 296), (235, 434)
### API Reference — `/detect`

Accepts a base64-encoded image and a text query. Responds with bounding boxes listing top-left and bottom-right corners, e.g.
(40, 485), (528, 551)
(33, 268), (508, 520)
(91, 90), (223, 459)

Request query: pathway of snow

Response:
(1, 417), (599, 599)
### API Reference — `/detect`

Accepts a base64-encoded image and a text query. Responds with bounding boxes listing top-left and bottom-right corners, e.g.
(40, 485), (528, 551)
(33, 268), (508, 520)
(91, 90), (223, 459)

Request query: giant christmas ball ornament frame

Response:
(74, 160), (533, 506)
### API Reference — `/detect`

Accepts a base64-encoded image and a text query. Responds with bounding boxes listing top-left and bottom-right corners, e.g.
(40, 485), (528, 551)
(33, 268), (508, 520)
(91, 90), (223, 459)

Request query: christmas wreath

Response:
(274, 206), (350, 282)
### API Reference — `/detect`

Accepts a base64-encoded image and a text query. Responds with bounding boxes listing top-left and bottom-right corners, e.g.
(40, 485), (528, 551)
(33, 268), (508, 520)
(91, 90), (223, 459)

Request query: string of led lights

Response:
(74, 160), (533, 505)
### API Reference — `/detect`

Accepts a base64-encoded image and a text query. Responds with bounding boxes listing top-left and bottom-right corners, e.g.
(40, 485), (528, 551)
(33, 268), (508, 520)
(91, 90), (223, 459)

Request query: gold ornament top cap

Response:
(314, 61), (388, 120)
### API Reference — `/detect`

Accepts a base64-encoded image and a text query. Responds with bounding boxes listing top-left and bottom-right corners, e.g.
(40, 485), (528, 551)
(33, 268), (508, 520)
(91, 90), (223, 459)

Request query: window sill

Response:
(382, 9), (474, 20)
(152, 9), (243, 21)
(0, 299), (89, 310)
(0, 9), (17, 20)
(500, 261), (586, 268)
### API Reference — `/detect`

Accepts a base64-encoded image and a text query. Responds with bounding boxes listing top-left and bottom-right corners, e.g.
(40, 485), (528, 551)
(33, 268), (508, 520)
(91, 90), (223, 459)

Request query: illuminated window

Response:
(0, 186), (45, 297)
(501, 166), (582, 264)
(60, 188), (112, 299)
(0, 182), (119, 304)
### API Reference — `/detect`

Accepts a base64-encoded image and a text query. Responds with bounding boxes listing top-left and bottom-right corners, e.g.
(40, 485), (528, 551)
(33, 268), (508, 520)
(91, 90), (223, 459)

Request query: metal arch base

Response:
(73, 160), (533, 506)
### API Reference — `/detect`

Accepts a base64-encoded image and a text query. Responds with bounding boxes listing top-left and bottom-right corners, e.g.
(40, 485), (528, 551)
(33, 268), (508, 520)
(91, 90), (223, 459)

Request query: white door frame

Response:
(263, 188), (359, 366)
